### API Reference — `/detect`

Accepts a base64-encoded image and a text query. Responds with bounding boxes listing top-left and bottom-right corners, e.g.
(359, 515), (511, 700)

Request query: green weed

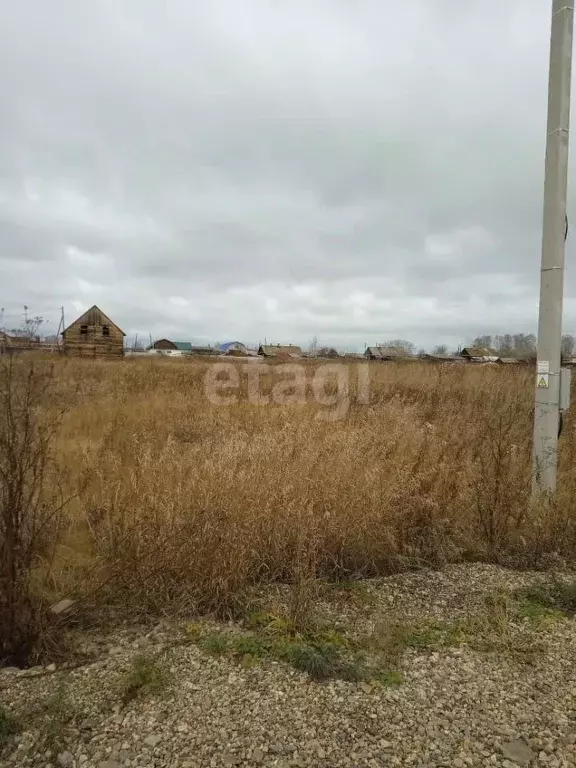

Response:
(310, 626), (351, 648)
(373, 669), (405, 687)
(247, 612), (295, 636)
(403, 620), (456, 650)
(0, 707), (21, 750)
(515, 581), (576, 618)
(229, 633), (269, 658)
(38, 680), (73, 752)
(283, 644), (337, 680)
(120, 653), (169, 705)
(401, 590), (553, 659)
(190, 616), (382, 682)
(198, 632), (229, 657)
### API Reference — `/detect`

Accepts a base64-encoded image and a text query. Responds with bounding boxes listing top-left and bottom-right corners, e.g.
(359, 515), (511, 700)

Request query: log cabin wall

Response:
(62, 306), (125, 357)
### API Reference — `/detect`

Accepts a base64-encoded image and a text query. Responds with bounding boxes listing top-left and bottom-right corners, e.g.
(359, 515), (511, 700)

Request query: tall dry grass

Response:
(6, 355), (576, 641)
(0, 357), (76, 664)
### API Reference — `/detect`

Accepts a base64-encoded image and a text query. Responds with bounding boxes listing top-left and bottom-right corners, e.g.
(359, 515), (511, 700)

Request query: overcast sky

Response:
(0, 0), (574, 350)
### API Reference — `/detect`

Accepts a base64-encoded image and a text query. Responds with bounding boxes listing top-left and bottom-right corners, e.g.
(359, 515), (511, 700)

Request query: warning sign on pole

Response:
(537, 360), (550, 374)
(537, 373), (550, 388)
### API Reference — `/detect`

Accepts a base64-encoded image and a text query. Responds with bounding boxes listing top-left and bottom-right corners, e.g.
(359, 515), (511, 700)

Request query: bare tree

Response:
(432, 344), (448, 355)
(8, 307), (44, 341)
(22, 306), (44, 341)
(382, 339), (416, 355)
(472, 335), (494, 350)
(561, 333), (575, 359)
(493, 334), (514, 357)
(471, 333), (536, 358)
(308, 336), (319, 357)
(513, 333), (537, 358)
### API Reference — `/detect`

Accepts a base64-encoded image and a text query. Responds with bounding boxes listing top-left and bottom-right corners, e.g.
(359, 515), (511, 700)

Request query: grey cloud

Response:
(0, 0), (572, 349)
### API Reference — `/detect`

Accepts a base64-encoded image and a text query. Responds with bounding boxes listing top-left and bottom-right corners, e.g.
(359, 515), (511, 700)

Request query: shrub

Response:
(0, 358), (72, 666)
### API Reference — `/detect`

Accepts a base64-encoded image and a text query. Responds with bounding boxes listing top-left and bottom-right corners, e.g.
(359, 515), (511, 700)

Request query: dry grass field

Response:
(2, 355), (576, 664)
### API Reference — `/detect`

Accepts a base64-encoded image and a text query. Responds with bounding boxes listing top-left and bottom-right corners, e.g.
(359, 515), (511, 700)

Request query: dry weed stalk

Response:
(0, 357), (73, 665)
(4, 356), (575, 629)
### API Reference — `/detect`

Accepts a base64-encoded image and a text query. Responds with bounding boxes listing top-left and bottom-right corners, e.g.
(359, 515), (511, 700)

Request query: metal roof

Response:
(219, 341), (246, 352)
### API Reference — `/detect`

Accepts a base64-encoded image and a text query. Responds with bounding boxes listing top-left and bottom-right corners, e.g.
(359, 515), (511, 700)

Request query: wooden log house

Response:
(61, 305), (125, 357)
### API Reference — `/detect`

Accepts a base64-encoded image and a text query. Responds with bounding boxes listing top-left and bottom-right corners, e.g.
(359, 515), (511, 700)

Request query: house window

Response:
(102, 325), (110, 337)
(80, 325), (88, 335)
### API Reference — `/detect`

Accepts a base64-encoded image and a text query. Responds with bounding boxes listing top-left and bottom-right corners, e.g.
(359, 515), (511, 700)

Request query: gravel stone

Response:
(143, 735), (161, 748)
(2, 565), (576, 768)
(501, 739), (536, 765)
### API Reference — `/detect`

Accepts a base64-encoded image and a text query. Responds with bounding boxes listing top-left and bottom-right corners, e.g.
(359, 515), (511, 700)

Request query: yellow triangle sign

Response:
(537, 376), (548, 388)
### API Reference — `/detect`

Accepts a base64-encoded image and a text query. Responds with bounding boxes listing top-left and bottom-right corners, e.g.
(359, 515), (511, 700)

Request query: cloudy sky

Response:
(0, 0), (574, 350)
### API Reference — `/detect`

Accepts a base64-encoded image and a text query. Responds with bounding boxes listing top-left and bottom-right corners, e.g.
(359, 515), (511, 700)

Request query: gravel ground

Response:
(2, 564), (576, 768)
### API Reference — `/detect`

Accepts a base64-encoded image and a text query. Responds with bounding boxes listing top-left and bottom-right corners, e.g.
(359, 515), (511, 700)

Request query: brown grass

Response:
(7, 355), (576, 632)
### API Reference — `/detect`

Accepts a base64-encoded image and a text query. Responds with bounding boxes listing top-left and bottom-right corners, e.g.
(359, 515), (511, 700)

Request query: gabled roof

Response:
(146, 338), (176, 350)
(382, 348), (407, 357)
(258, 344), (302, 357)
(62, 305), (126, 336)
(317, 347), (340, 358)
(365, 346), (409, 359)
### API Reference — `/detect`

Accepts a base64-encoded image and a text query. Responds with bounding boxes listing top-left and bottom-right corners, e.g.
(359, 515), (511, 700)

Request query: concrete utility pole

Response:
(532, 0), (574, 495)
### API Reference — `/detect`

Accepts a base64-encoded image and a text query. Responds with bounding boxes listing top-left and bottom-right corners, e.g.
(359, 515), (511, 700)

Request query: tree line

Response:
(468, 333), (575, 359)
(367, 335), (576, 359)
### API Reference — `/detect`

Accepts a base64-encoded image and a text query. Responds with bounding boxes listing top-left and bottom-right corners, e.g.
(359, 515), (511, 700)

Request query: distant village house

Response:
(258, 344), (302, 359)
(422, 353), (463, 364)
(189, 345), (218, 356)
(146, 340), (220, 356)
(0, 331), (17, 353)
(316, 347), (340, 359)
(458, 347), (499, 362)
(219, 341), (249, 356)
(147, 339), (193, 352)
(364, 346), (411, 361)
